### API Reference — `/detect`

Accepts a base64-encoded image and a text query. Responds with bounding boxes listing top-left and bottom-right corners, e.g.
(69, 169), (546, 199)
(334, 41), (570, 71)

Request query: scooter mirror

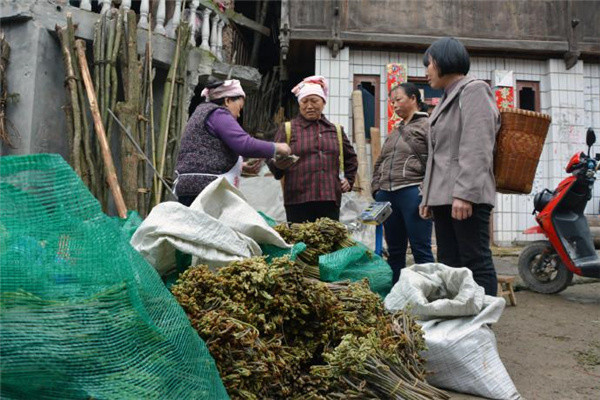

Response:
(586, 128), (596, 147)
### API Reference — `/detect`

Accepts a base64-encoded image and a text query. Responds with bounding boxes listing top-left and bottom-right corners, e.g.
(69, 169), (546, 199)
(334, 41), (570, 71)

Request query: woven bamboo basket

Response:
(494, 108), (551, 194)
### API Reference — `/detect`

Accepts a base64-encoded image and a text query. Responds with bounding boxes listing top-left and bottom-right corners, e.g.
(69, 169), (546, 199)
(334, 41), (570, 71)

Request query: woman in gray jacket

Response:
(419, 37), (500, 296)
(372, 82), (435, 284)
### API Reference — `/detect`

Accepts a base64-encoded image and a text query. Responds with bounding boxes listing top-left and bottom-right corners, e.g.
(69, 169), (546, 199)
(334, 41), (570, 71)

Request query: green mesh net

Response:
(0, 154), (229, 399)
(319, 244), (393, 298)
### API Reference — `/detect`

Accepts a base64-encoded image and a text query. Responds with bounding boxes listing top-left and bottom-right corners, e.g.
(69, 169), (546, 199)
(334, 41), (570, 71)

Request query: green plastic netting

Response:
(319, 244), (393, 298)
(0, 154), (229, 399)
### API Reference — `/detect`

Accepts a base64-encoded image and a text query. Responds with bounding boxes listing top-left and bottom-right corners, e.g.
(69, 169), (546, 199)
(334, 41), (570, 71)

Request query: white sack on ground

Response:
(384, 263), (486, 318)
(131, 178), (289, 275)
(385, 263), (521, 400)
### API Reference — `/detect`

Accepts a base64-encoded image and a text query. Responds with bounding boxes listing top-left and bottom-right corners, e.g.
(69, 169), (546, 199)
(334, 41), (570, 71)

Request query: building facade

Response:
(281, 0), (600, 245)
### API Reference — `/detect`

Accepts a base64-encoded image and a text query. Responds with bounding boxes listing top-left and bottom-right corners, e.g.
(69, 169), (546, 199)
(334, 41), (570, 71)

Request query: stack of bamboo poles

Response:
(57, 9), (191, 216)
(56, 15), (99, 199)
(155, 22), (191, 206)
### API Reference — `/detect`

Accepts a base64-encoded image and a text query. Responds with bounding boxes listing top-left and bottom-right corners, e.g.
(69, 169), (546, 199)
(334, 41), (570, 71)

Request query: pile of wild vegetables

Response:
(273, 218), (357, 279)
(171, 257), (448, 400)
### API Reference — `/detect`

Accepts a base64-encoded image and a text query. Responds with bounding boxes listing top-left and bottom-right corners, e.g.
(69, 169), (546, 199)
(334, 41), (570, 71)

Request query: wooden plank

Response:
(352, 90), (370, 197)
(288, 30), (592, 55)
(221, 7), (270, 36)
(370, 128), (381, 169)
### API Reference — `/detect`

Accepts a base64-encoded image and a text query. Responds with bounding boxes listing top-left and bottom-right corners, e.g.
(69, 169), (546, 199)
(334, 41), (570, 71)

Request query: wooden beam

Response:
(224, 9), (270, 36)
(197, 0), (270, 37)
(289, 29), (600, 56)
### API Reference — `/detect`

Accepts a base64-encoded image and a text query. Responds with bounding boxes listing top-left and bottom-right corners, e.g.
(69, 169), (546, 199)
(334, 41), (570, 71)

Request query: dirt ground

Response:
(446, 254), (600, 400)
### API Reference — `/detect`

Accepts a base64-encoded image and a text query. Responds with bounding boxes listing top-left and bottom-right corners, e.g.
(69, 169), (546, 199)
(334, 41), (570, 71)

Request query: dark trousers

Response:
(376, 186), (435, 284)
(432, 204), (498, 296)
(285, 201), (340, 223)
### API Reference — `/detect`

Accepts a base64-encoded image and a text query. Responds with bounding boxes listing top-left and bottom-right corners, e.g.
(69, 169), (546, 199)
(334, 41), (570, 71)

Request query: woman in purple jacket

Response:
(174, 79), (291, 206)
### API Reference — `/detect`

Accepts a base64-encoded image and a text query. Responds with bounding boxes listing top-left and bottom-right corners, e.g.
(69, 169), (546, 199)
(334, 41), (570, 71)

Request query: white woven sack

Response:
(384, 263), (521, 400)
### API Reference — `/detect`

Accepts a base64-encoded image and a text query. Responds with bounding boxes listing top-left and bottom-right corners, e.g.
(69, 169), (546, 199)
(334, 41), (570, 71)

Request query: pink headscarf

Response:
(291, 75), (328, 103)
(201, 79), (246, 101)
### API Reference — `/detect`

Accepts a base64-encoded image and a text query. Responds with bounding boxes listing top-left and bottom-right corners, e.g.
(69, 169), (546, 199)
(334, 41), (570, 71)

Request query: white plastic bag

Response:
(131, 178), (289, 275)
(385, 263), (521, 400)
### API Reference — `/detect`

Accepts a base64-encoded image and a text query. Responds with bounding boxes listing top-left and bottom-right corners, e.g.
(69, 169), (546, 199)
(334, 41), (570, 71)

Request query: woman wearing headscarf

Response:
(268, 76), (358, 223)
(174, 79), (291, 206)
(371, 82), (435, 284)
(419, 37), (501, 296)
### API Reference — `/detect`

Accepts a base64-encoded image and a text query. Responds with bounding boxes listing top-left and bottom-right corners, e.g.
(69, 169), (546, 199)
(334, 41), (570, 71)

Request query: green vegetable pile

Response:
(273, 218), (356, 279)
(171, 257), (448, 400)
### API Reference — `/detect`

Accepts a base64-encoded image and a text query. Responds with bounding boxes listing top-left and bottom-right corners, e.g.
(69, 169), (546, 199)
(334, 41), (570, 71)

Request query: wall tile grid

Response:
(315, 45), (350, 128)
(315, 45), (597, 244)
(584, 63), (600, 214)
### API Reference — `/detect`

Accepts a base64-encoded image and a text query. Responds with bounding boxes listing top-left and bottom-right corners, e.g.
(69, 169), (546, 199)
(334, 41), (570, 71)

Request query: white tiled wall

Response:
(584, 63), (600, 214)
(315, 46), (350, 127)
(315, 45), (600, 245)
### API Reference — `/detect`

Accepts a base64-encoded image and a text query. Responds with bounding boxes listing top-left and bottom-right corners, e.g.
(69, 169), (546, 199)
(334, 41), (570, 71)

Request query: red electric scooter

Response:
(519, 128), (600, 294)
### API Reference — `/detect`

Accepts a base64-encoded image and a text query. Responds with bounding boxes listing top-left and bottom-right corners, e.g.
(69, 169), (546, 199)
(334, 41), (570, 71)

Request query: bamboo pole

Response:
(103, 12), (116, 130)
(351, 90), (371, 197)
(147, 14), (159, 207)
(75, 39), (128, 219)
(156, 23), (183, 204)
(116, 10), (142, 211)
(92, 18), (104, 201)
(98, 13), (106, 129)
(137, 45), (150, 217)
(93, 20), (101, 105)
(66, 14), (97, 200)
(168, 24), (190, 185)
(370, 127), (381, 168)
(106, 11), (122, 144)
(56, 26), (82, 178)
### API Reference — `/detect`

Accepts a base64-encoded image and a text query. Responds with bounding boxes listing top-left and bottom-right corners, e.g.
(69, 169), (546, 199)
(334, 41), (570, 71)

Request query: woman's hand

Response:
(452, 198), (473, 220)
(419, 205), (432, 220)
(340, 178), (351, 193)
(274, 143), (291, 157)
(242, 159), (263, 175)
(273, 157), (296, 170)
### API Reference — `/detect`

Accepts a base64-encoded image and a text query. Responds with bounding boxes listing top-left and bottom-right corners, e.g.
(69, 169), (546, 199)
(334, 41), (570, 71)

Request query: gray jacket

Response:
(421, 76), (500, 207)
(371, 112), (429, 194)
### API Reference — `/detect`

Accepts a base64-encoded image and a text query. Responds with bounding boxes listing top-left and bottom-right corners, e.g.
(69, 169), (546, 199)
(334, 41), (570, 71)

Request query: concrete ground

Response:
(443, 250), (600, 400)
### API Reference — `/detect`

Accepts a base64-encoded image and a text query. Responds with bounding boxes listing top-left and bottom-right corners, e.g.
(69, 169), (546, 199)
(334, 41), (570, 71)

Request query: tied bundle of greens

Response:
(274, 218), (356, 278)
(171, 257), (448, 400)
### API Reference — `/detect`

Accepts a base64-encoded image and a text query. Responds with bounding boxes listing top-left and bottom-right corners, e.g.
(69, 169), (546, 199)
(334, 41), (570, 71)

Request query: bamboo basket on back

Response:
(494, 108), (552, 194)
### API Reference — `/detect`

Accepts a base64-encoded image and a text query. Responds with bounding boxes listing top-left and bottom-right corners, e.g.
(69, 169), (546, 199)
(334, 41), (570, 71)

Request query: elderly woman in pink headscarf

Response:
(174, 79), (291, 206)
(267, 76), (358, 223)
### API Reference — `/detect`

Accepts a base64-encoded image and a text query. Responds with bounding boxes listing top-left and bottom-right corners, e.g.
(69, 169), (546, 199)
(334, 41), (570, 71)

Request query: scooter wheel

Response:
(518, 240), (573, 294)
